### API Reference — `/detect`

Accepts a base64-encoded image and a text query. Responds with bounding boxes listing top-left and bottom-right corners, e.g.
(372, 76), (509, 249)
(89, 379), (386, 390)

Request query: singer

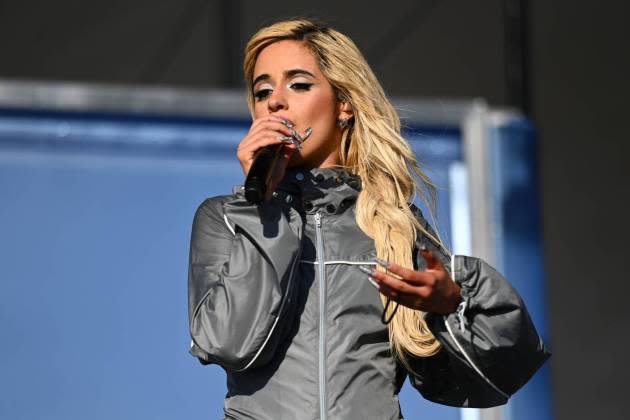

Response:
(187, 19), (550, 420)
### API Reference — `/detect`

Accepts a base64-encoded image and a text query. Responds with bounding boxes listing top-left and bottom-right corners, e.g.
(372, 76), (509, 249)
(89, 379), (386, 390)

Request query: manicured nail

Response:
(375, 257), (391, 268)
(279, 135), (293, 142)
(358, 265), (375, 276)
(357, 266), (379, 289)
(366, 276), (380, 290)
(280, 118), (293, 128)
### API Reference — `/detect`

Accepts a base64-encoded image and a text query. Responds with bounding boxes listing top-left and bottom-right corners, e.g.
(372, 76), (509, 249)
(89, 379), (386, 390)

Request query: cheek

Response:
(302, 91), (336, 130)
(253, 102), (266, 118)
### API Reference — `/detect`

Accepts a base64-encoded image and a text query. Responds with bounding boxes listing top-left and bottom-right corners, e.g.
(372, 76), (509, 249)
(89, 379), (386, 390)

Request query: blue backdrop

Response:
(0, 108), (550, 420)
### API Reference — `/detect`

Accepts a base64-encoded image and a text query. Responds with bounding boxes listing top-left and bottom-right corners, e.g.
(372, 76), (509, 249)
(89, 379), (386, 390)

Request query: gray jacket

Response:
(187, 167), (551, 420)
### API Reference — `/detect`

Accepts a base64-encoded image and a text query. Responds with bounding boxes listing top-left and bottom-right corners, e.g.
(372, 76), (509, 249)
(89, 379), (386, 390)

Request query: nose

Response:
(267, 86), (288, 113)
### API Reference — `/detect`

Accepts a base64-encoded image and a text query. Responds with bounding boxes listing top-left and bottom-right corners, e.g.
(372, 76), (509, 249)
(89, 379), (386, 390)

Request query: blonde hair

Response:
(243, 19), (448, 365)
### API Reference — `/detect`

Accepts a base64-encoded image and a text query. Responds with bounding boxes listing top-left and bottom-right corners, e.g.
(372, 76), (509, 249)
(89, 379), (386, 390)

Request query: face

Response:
(252, 39), (352, 168)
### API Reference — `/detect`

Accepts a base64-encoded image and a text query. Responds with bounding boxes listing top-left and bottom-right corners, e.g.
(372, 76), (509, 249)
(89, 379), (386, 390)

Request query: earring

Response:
(336, 117), (353, 128)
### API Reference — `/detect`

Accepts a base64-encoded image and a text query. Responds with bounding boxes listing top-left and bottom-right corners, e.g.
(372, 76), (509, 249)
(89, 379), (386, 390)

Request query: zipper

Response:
(314, 211), (327, 420)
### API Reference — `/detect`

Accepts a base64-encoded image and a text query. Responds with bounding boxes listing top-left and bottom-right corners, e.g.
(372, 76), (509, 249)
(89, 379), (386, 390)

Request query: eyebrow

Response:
(252, 69), (316, 87)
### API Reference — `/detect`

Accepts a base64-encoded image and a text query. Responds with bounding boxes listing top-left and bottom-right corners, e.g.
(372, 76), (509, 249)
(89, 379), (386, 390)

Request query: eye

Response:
(254, 89), (272, 101)
(291, 83), (313, 91)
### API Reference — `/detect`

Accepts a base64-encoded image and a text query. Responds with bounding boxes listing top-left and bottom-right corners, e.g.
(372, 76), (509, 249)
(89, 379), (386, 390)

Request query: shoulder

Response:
(191, 194), (239, 236)
(196, 194), (237, 218)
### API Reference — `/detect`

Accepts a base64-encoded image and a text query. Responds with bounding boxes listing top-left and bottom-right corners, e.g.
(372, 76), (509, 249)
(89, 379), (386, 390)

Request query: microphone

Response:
(244, 143), (284, 204)
(244, 127), (312, 204)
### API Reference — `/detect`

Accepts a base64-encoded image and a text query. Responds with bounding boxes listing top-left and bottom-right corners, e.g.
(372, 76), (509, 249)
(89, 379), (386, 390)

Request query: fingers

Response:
(379, 249), (445, 273)
(249, 115), (292, 133)
(240, 116), (293, 148)
(237, 117), (298, 175)
(370, 269), (426, 296)
(367, 250), (460, 313)
(374, 258), (438, 287)
(369, 270), (428, 310)
(420, 248), (442, 271)
(239, 121), (294, 150)
(249, 119), (294, 138)
(238, 136), (295, 164)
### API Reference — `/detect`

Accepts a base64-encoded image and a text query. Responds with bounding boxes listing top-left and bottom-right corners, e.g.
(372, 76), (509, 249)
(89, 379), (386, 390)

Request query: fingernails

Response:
(358, 265), (375, 276)
(278, 133), (301, 149)
(357, 266), (380, 289)
(288, 127), (313, 144)
(279, 118), (294, 128)
(375, 257), (390, 268)
(366, 276), (380, 290)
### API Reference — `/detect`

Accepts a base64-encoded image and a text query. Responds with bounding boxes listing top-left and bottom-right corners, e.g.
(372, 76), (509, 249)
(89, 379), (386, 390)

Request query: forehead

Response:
(253, 40), (321, 78)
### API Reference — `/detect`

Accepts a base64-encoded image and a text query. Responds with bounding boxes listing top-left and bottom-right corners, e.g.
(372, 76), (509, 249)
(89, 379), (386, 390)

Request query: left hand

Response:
(371, 249), (462, 315)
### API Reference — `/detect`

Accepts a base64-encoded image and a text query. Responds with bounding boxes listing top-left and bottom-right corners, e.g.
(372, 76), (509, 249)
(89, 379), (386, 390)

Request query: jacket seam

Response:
(235, 222), (304, 372)
(444, 255), (509, 399)
(300, 259), (378, 265)
(190, 284), (218, 356)
(442, 309), (510, 400)
(223, 214), (236, 236)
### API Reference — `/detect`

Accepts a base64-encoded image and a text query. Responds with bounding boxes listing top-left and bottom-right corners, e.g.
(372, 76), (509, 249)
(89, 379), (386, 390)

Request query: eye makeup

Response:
(253, 88), (272, 101)
(289, 82), (313, 91)
(253, 84), (314, 101)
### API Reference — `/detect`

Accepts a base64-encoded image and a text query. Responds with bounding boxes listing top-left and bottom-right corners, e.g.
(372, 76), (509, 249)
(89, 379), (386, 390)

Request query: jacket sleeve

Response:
(187, 195), (304, 372)
(404, 206), (552, 408)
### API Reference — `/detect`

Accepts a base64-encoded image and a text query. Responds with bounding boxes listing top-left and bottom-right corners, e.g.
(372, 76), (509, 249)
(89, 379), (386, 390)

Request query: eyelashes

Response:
(253, 83), (313, 101)
(290, 83), (313, 91)
(253, 89), (272, 101)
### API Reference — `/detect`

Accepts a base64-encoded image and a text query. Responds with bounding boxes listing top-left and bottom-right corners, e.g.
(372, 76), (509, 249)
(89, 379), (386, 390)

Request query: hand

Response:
(236, 116), (299, 200)
(370, 249), (462, 315)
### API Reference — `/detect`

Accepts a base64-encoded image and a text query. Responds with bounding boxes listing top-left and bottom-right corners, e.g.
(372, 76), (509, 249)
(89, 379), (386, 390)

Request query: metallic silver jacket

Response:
(187, 167), (551, 420)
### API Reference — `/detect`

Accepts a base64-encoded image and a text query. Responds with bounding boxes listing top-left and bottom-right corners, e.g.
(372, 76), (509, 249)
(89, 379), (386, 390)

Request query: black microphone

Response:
(244, 127), (312, 204)
(244, 143), (285, 204)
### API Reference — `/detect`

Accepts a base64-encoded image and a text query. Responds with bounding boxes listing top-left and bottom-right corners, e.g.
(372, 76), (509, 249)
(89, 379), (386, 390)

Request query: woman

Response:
(188, 19), (550, 420)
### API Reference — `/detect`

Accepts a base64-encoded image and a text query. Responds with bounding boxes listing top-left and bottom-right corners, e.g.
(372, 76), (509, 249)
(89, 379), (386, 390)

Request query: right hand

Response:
(237, 116), (298, 201)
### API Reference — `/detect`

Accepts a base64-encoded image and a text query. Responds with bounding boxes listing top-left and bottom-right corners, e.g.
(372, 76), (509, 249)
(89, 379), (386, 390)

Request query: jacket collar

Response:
(276, 167), (362, 215)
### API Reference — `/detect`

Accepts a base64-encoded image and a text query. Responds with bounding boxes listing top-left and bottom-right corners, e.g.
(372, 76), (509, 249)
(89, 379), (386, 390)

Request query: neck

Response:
(298, 142), (343, 170)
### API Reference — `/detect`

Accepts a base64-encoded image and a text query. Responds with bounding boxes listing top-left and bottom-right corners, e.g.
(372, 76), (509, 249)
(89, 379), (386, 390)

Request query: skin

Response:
(371, 250), (462, 315)
(237, 39), (353, 195)
(237, 39), (461, 315)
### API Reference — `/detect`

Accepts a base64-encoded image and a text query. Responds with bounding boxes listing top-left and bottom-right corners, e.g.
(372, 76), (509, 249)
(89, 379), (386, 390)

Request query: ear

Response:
(337, 101), (354, 120)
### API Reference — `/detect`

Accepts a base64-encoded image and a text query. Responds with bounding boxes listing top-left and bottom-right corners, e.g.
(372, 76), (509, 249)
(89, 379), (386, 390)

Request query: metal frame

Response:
(0, 78), (484, 126)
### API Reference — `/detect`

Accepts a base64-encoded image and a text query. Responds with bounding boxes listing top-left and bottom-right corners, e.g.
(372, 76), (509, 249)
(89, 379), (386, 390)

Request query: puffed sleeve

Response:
(403, 205), (551, 408)
(187, 195), (304, 372)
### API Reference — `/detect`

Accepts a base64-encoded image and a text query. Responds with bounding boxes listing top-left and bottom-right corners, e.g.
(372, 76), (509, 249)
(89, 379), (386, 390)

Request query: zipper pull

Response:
(314, 211), (322, 227)
(456, 298), (468, 333)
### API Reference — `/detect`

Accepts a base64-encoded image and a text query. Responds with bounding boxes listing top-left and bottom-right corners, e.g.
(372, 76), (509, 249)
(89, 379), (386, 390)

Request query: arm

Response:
(407, 254), (551, 407)
(187, 195), (303, 371)
(398, 207), (551, 407)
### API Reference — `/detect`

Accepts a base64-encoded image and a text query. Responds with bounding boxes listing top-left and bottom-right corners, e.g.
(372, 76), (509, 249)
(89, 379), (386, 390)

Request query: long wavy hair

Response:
(243, 19), (448, 365)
